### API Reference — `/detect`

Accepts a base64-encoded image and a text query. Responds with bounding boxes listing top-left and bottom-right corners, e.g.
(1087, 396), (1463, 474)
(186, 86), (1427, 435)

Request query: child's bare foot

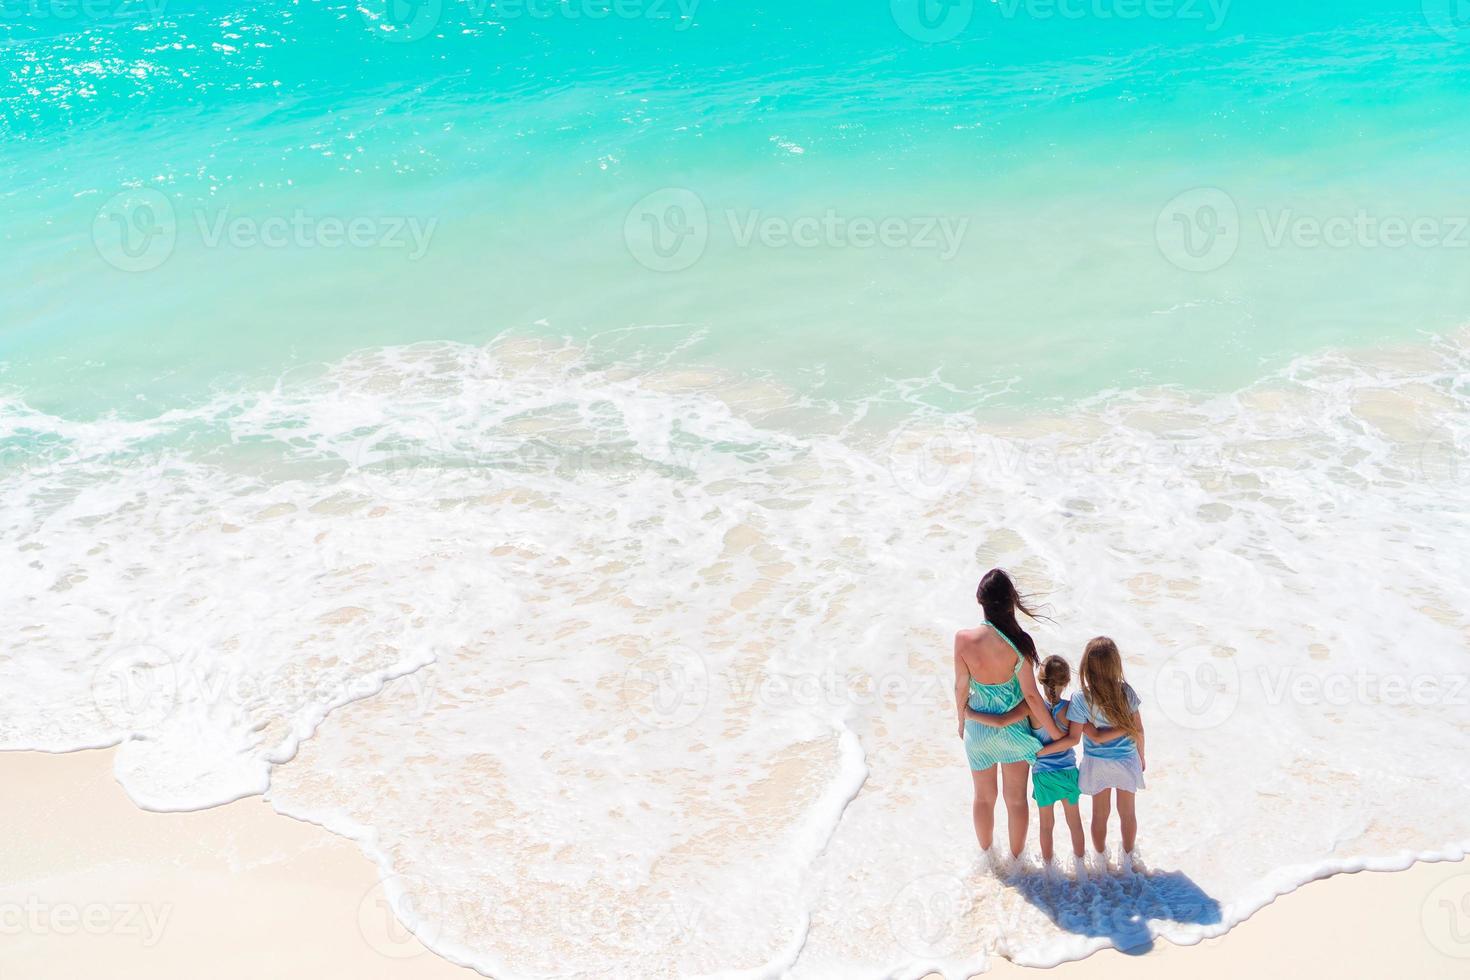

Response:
(1071, 853), (1089, 880)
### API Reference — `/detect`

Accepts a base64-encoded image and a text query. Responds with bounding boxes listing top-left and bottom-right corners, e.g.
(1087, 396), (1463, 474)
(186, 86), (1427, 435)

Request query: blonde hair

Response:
(1038, 655), (1070, 705)
(1079, 637), (1141, 740)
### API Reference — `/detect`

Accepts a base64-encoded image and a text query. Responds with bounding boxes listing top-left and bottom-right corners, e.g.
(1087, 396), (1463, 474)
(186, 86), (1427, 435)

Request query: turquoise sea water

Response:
(5, 1), (1470, 415)
(4, 5), (1470, 978)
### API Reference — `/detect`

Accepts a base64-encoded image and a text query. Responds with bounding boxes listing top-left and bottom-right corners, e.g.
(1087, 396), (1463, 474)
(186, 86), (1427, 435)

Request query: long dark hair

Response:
(976, 568), (1042, 664)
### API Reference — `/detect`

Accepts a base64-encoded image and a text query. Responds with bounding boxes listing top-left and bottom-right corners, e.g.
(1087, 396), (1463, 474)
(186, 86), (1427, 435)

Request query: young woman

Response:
(953, 569), (1063, 859)
(974, 655), (1087, 863)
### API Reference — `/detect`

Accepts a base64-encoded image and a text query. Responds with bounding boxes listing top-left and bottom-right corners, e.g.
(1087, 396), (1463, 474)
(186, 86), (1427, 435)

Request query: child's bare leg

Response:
(1089, 790), (1111, 853)
(1000, 761), (1030, 858)
(971, 767), (998, 851)
(1061, 799), (1086, 858)
(1117, 789), (1138, 853)
(1038, 803), (1056, 863)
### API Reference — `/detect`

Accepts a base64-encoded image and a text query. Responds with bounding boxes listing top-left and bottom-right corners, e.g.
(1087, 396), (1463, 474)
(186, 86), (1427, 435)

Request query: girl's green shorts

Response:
(1032, 767), (1081, 807)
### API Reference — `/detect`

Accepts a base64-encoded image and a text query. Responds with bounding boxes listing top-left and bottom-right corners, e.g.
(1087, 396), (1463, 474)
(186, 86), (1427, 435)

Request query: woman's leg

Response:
(1037, 802), (1056, 863)
(1000, 761), (1031, 858)
(971, 766), (999, 851)
(1117, 789), (1138, 853)
(1061, 799), (1086, 858)
(1089, 790), (1111, 853)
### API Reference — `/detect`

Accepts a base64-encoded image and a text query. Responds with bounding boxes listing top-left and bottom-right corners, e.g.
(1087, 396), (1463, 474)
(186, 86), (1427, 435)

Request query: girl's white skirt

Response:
(1078, 754), (1146, 794)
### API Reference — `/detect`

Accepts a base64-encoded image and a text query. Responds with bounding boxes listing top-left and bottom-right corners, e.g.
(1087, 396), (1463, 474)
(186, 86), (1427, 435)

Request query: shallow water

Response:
(3, 332), (1468, 974)
(6, 2), (1470, 414)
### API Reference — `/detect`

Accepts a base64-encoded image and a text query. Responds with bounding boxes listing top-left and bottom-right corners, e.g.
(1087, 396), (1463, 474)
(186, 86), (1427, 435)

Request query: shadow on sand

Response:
(1001, 863), (1222, 955)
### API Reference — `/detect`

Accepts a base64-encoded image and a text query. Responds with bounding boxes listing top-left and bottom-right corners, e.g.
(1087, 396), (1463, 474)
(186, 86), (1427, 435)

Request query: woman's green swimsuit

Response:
(963, 622), (1043, 771)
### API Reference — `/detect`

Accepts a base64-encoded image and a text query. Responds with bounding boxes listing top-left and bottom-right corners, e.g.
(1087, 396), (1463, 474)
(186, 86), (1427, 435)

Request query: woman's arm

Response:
(1018, 665), (1064, 740)
(1082, 722), (1128, 743)
(953, 637), (969, 739)
(1083, 710), (1145, 752)
(1037, 717), (1082, 756)
(966, 703), (1028, 727)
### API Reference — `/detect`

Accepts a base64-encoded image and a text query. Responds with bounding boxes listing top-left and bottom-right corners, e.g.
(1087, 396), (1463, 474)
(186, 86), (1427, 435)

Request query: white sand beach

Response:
(3, 748), (1466, 979)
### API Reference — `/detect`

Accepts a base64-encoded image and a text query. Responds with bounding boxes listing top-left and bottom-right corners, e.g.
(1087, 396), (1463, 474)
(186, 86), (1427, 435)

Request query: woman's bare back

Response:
(954, 625), (1020, 685)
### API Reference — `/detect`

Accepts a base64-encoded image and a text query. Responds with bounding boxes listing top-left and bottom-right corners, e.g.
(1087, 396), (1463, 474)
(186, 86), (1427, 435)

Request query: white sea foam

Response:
(2, 333), (1468, 975)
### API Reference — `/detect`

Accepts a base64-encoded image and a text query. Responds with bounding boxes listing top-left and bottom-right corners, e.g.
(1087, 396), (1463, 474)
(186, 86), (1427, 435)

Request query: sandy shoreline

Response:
(2, 748), (1467, 979)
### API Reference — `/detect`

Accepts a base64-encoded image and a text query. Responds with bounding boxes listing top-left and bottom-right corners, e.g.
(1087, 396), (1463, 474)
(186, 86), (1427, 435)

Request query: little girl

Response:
(1067, 636), (1146, 856)
(1029, 656), (1086, 862)
(966, 655), (1085, 863)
